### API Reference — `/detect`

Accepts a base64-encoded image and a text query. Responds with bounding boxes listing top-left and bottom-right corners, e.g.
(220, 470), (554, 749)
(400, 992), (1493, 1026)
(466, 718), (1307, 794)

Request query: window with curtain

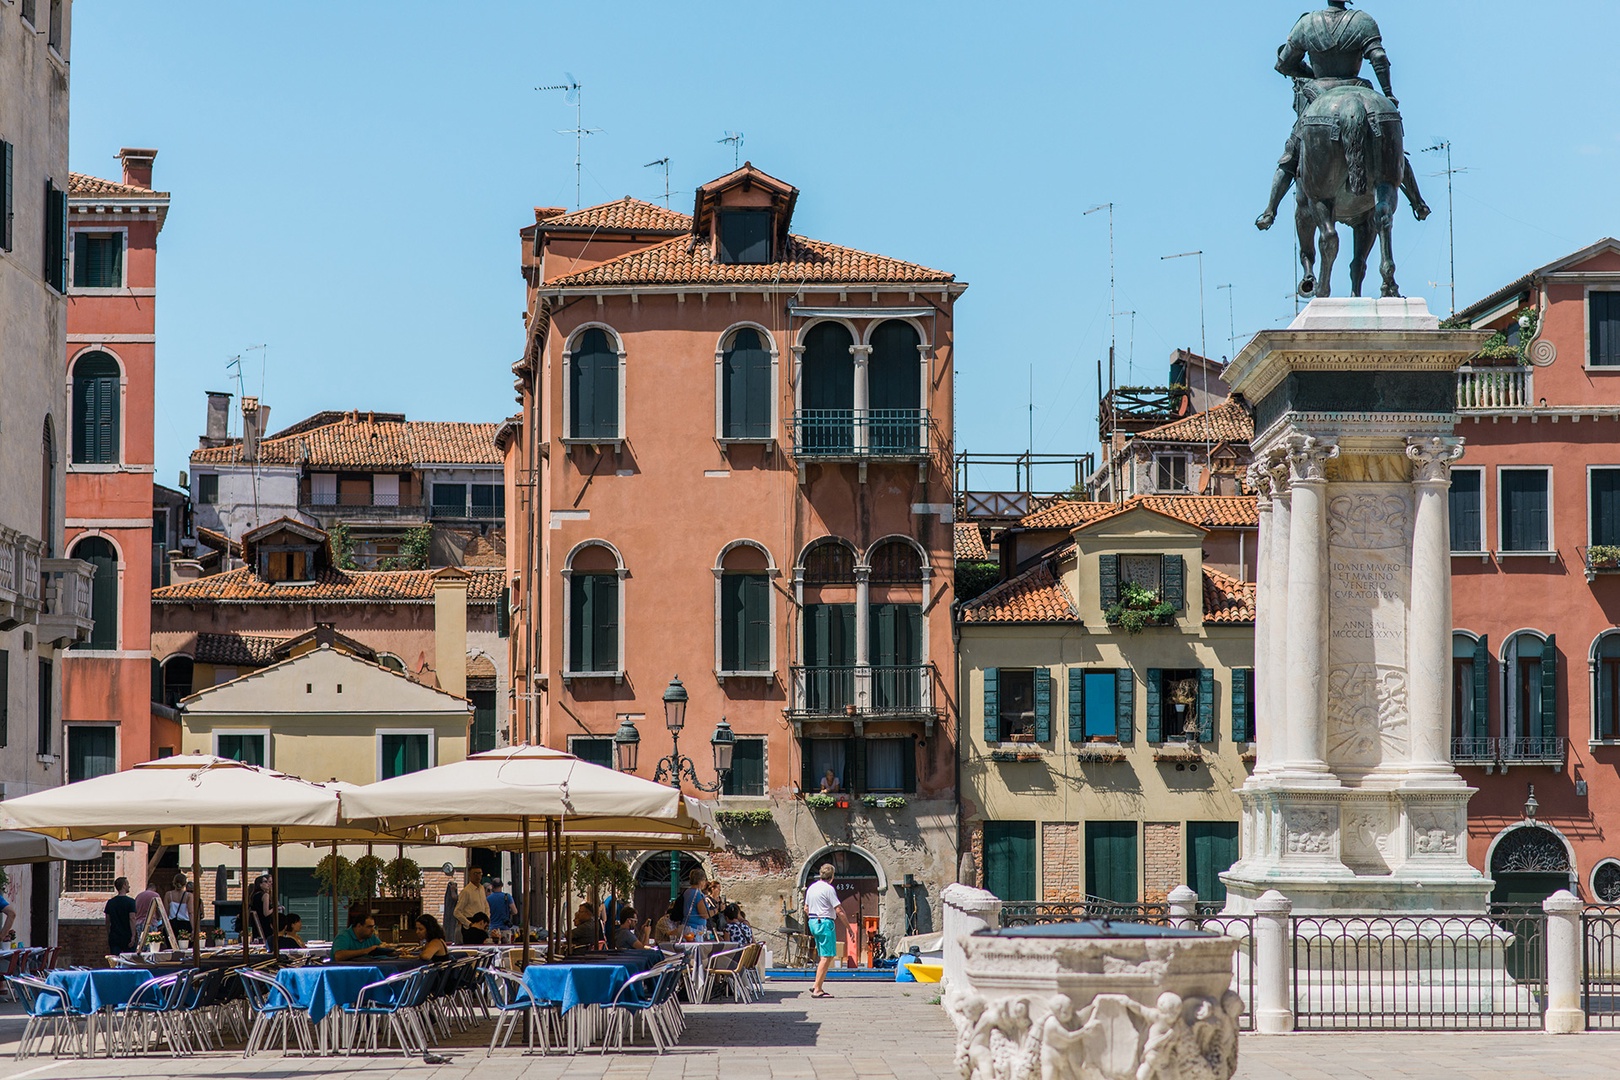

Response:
(568, 572), (620, 673)
(72, 232), (123, 288)
(723, 738), (766, 796)
(804, 738), (848, 792)
(997, 668), (1037, 740)
(1591, 291), (1620, 367)
(71, 536), (118, 651)
(569, 328), (619, 440)
(1500, 469), (1550, 552)
(1450, 469), (1484, 551)
(1597, 635), (1620, 742)
(1453, 633), (1481, 742)
(215, 732), (267, 767)
(722, 327), (772, 439)
(720, 572), (770, 672)
(72, 351), (121, 465)
(379, 733), (431, 779)
(67, 726), (117, 782)
(865, 739), (906, 792)
(1503, 631), (1555, 742)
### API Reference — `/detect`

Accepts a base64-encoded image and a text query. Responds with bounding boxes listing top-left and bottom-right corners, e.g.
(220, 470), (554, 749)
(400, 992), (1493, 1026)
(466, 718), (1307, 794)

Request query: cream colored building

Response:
(957, 502), (1256, 907)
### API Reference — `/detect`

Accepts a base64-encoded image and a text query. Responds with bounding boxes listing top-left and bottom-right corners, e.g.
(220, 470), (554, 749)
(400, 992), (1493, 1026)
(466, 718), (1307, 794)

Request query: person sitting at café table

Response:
(415, 913), (451, 962)
(653, 901), (681, 944)
(332, 909), (388, 961)
(612, 906), (651, 949)
(569, 902), (604, 951)
(724, 902), (755, 946)
(461, 911), (491, 946)
(276, 912), (306, 951)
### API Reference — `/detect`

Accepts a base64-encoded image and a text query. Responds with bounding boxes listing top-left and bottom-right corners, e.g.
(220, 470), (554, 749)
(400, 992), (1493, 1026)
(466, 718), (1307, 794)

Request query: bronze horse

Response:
(1293, 80), (1407, 299)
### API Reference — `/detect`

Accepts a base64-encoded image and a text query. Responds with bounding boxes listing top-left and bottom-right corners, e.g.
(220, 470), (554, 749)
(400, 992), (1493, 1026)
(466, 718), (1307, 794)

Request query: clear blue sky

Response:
(68, 1), (1620, 489)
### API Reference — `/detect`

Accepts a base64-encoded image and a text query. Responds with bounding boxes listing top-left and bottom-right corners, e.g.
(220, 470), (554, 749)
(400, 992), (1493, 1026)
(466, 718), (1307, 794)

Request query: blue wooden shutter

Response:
(1033, 668), (1052, 742)
(1472, 635), (1489, 741)
(1231, 668), (1251, 742)
(1068, 667), (1085, 743)
(1162, 554), (1185, 610)
(983, 668), (1000, 744)
(1540, 634), (1557, 741)
(1197, 669), (1215, 742)
(1116, 669), (1135, 743)
(1098, 554), (1120, 606)
(1145, 669), (1163, 742)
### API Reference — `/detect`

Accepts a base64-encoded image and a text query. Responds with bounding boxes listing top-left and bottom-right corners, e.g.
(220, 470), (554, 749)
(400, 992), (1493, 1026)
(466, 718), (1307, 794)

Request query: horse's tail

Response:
(1341, 98), (1370, 196)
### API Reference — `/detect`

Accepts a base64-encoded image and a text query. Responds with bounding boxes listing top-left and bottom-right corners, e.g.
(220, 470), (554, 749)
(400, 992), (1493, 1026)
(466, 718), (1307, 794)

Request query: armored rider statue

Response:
(1255, 0), (1431, 231)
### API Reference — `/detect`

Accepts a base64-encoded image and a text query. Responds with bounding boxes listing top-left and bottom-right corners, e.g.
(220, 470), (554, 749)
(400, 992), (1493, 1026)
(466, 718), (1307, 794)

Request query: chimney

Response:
(118, 148), (158, 190)
(168, 556), (204, 582)
(204, 391), (231, 445)
(241, 397), (260, 461)
(431, 567), (469, 700)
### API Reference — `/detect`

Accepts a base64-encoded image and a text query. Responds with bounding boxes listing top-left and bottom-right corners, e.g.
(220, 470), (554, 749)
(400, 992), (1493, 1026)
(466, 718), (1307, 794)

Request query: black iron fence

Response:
(1582, 905), (1620, 1029)
(1291, 910), (1547, 1031)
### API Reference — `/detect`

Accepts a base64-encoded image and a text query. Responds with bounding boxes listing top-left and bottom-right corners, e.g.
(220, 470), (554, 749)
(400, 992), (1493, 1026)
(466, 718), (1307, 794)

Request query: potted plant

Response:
(1075, 741), (1128, 763)
(384, 855), (422, 898)
(1104, 581), (1176, 634)
(860, 794), (908, 810)
(715, 808), (775, 828)
(804, 793), (837, 810)
(1590, 545), (1620, 571)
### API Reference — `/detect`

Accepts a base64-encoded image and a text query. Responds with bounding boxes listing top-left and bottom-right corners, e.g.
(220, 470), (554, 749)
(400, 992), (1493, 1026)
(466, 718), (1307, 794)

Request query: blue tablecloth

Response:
(567, 949), (662, 974)
(42, 969), (155, 1014)
(276, 965), (387, 1023)
(521, 963), (632, 1015)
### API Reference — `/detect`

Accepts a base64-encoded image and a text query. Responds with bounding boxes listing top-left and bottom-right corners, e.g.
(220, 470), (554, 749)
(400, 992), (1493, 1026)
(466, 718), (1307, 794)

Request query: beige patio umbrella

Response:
(341, 745), (711, 961)
(0, 832), (103, 864)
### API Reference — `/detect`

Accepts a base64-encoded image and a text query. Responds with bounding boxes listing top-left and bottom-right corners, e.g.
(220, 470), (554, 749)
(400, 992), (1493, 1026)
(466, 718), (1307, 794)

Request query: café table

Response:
(664, 940), (722, 1003)
(46, 968), (160, 1057)
(521, 962), (636, 1053)
(275, 964), (395, 1054)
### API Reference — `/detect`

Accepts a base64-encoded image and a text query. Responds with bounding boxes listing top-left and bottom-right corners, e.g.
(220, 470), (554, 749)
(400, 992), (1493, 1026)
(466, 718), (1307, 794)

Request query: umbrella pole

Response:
(330, 842), (339, 943)
(241, 826), (250, 964)
(271, 828), (280, 961)
(190, 826), (202, 969)
(520, 815), (531, 970)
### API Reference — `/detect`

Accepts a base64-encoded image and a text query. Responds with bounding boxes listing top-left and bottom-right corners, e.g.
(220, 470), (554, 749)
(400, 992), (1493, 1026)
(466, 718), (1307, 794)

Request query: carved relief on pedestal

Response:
(1327, 492), (1411, 548)
(1325, 664), (1409, 767)
(1340, 803), (1393, 874)
(1284, 806), (1335, 856)
(1407, 805), (1462, 856)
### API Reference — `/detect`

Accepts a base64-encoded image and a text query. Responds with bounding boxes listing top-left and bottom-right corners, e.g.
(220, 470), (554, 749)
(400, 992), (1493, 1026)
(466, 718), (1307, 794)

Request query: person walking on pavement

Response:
(804, 862), (841, 999)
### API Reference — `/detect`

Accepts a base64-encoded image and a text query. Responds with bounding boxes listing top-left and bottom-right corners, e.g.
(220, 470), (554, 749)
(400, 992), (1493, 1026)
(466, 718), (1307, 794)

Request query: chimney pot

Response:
(204, 391), (231, 445)
(117, 148), (158, 190)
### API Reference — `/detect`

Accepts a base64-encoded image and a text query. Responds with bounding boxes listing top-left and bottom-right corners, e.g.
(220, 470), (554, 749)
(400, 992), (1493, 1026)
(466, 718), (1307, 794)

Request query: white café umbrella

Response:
(0, 832), (102, 865)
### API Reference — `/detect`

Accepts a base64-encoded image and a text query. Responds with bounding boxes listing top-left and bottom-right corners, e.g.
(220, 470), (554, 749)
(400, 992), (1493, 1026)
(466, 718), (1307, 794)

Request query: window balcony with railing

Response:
(299, 492), (427, 521)
(1450, 735), (1565, 773)
(1456, 365), (1533, 412)
(38, 558), (95, 647)
(0, 527), (45, 631)
(429, 498), (504, 521)
(788, 410), (930, 462)
(788, 662), (938, 734)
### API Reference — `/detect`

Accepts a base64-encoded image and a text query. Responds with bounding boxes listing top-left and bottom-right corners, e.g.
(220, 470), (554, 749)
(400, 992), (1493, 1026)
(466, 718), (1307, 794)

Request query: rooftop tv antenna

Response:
(537, 73), (600, 209)
(718, 132), (745, 170)
(1161, 250), (1207, 358)
(1216, 283), (1238, 356)
(644, 157), (670, 208)
(1421, 139), (1466, 316)
(1083, 203), (1116, 396)
(1117, 311), (1138, 382)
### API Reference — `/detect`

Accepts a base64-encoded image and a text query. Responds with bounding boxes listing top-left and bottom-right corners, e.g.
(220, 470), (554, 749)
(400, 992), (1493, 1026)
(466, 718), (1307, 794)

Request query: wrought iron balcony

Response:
(788, 663), (938, 734)
(429, 499), (503, 521)
(299, 493), (427, 521)
(1450, 735), (1565, 772)
(788, 410), (929, 462)
(38, 558), (96, 647)
(0, 527), (45, 631)
(1456, 365), (1533, 411)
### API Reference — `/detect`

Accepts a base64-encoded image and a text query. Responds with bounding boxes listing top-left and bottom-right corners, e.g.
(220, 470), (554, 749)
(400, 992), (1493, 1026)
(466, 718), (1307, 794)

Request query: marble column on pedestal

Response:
(1248, 463), (1275, 776)
(1281, 435), (1338, 783)
(1262, 449), (1293, 775)
(1404, 436), (1467, 785)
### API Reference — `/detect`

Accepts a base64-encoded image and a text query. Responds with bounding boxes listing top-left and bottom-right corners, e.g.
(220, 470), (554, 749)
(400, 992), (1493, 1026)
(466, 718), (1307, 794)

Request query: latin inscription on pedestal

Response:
(1326, 484), (1413, 770)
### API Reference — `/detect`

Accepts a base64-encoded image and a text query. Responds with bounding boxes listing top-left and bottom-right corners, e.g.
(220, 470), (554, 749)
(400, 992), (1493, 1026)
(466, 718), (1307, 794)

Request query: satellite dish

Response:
(441, 862), (456, 877)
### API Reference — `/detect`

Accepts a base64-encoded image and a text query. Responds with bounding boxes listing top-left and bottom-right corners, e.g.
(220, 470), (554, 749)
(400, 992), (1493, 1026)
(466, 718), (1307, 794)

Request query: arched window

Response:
(569, 328), (619, 440)
(161, 655), (194, 708)
(1453, 632), (1487, 746)
(868, 538), (923, 585)
(799, 322), (854, 453)
(71, 351), (121, 465)
(1595, 633), (1620, 741)
(41, 418), (56, 555)
(721, 327), (772, 440)
(867, 539), (924, 712)
(868, 320), (922, 454)
(566, 542), (622, 675)
(71, 536), (117, 651)
(802, 539), (856, 586)
(800, 538), (857, 711)
(1503, 631), (1556, 745)
(717, 542), (772, 675)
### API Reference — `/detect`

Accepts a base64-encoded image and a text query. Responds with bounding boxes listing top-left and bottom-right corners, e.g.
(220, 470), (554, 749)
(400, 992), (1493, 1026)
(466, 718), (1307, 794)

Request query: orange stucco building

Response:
(505, 165), (965, 949)
(60, 149), (174, 784)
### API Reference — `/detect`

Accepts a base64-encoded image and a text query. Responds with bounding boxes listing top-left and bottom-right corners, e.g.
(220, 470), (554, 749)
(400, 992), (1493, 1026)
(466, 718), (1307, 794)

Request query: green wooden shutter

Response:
(1068, 667), (1085, 743)
(1099, 554), (1120, 606)
(87, 545), (118, 650)
(1540, 634), (1558, 741)
(1085, 821), (1138, 904)
(743, 574), (770, 670)
(1472, 635), (1489, 741)
(1145, 669), (1163, 742)
(1, 141), (13, 252)
(1116, 669), (1135, 743)
(597, 574), (619, 672)
(721, 575), (743, 671)
(902, 734), (917, 793)
(1186, 822), (1239, 905)
(497, 587), (510, 638)
(1034, 668), (1052, 742)
(1231, 668), (1251, 742)
(983, 668), (1000, 744)
(984, 822), (1037, 902)
(0, 650), (9, 747)
(1162, 554), (1185, 610)
(801, 740), (815, 794)
(1197, 669), (1215, 742)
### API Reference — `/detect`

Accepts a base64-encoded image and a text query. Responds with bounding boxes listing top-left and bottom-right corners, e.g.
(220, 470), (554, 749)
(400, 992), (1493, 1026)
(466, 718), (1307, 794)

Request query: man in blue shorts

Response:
(803, 863), (840, 998)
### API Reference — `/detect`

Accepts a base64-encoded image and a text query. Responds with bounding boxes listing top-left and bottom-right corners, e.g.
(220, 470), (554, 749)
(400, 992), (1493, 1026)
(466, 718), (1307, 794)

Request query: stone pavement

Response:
(4, 984), (1620, 1079)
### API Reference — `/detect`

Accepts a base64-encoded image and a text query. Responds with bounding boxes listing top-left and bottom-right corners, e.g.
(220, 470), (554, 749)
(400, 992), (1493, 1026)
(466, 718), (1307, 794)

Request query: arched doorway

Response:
(801, 848), (883, 967)
(1489, 824), (1574, 906)
(634, 851), (704, 929)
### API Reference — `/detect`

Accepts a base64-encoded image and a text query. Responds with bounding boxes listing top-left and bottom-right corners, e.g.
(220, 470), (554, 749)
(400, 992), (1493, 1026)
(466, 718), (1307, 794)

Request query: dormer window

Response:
(717, 209), (771, 265)
(260, 546), (315, 583)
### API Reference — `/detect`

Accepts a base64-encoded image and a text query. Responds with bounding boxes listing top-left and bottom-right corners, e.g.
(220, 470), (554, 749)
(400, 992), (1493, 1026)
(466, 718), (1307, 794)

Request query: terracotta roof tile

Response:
(68, 172), (169, 200)
(955, 523), (990, 561)
(196, 526), (242, 559)
(1019, 500), (1132, 530)
(1128, 398), (1253, 445)
(546, 234), (953, 288)
(153, 567), (504, 605)
(1021, 495), (1257, 530)
(190, 417), (501, 468)
(192, 632), (289, 666)
(959, 550), (1079, 625)
(539, 197), (692, 233)
(1202, 566), (1256, 625)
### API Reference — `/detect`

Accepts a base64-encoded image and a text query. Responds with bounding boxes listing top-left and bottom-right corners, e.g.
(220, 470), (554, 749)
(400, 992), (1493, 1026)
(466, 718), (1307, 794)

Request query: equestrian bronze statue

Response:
(1255, 1), (1431, 299)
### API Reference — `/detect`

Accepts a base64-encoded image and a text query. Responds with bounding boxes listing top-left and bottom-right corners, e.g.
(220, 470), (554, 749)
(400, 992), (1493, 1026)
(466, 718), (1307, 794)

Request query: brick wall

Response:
(1041, 822), (1080, 901)
(58, 919), (109, 968)
(1143, 821), (1182, 902)
(710, 848), (790, 879)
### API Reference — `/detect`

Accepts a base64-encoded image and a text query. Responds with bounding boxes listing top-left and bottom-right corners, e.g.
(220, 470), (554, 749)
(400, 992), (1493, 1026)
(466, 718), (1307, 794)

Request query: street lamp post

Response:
(613, 675), (736, 903)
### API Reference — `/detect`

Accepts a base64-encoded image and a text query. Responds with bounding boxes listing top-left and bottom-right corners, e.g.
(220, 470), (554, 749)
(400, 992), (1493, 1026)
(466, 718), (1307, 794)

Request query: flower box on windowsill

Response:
(990, 747), (1047, 763)
(1586, 546), (1620, 582)
(804, 794), (850, 811)
(1153, 743), (1202, 764)
(1005, 732), (1036, 743)
(1074, 743), (1128, 763)
(860, 795), (908, 810)
(1240, 748), (1258, 764)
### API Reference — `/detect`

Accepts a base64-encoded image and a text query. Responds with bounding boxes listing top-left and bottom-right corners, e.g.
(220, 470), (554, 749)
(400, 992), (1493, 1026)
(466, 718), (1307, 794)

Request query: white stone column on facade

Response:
(1281, 435), (1338, 783)
(1252, 889), (1295, 1034)
(940, 883), (1002, 992)
(854, 563), (872, 712)
(1405, 436), (1467, 785)
(851, 343), (872, 454)
(1542, 889), (1585, 1033)
(1264, 452), (1293, 772)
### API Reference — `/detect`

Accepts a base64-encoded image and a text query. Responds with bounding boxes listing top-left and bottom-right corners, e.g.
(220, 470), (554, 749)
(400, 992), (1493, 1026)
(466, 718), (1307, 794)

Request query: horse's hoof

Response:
(1298, 278), (1315, 297)
(1255, 212), (1275, 231)
(1382, 285), (1402, 298)
(1412, 203), (1432, 222)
